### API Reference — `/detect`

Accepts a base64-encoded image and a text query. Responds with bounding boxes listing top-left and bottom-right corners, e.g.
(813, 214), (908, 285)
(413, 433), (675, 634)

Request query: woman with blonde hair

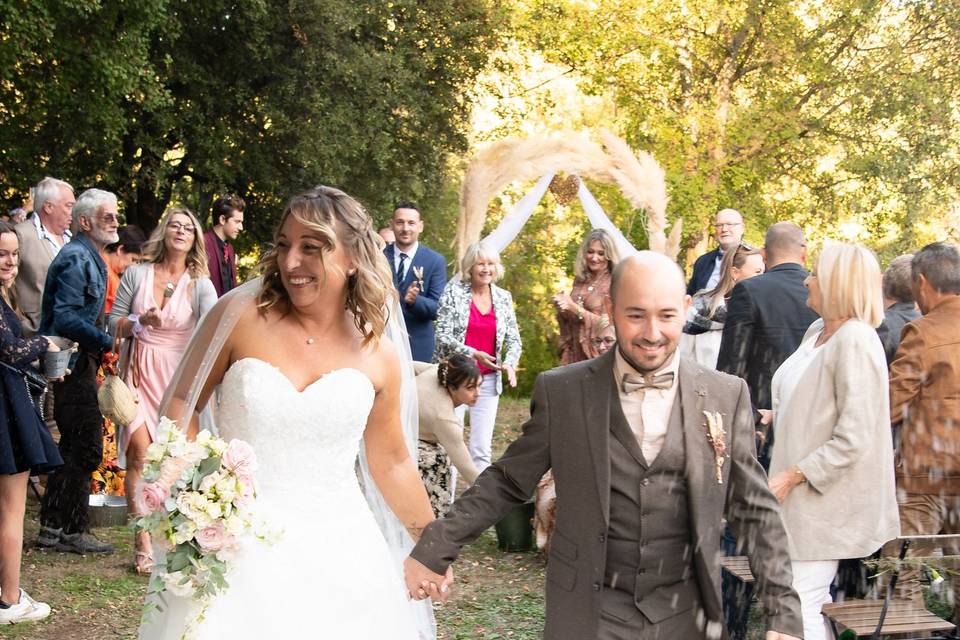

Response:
(109, 207), (216, 574)
(137, 186), (438, 640)
(555, 228), (620, 364)
(766, 242), (899, 640)
(681, 242), (764, 367)
(435, 242), (521, 473)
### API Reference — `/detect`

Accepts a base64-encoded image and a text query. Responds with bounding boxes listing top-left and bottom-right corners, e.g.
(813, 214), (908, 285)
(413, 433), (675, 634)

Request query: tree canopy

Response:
(0, 0), (500, 238)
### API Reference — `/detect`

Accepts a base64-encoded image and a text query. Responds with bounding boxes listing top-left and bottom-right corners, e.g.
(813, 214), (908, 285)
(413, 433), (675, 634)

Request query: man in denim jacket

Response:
(36, 189), (119, 555)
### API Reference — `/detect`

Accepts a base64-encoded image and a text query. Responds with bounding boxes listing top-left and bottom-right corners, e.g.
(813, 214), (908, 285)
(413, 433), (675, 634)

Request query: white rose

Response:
(173, 520), (197, 544)
(199, 471), (221, 494)
(162, 571), (195, 598)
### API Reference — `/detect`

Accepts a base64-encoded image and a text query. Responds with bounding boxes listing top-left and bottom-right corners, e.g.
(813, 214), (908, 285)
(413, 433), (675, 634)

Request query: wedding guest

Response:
(36, 189), (118, 555)
(555, 229), (620, 364)
(0, 221), (62, 624)
(888, 242), (960, 620)
(378, 226), (395, 245)
(102, 225), (146, 315)
(384, 202), (447, 361)
(767, 243), (899, 640)
(435, 242), (521, 472)
(203, 194), (244, 297)
(681, 242), (764, 368)
(716, 222), (817, 639)
(415, 355), (482, 517)
(877, 254), (920, 366)
(687, 208), (745, 295)
(717, 221), (818, 467)
(14, 177), (74, 334)
(109, 207), (216, 574)
(591, 315), (616, 356)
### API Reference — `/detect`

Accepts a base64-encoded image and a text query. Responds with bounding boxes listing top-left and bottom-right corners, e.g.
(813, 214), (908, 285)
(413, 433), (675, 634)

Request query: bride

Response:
(138, 186), (445, 639)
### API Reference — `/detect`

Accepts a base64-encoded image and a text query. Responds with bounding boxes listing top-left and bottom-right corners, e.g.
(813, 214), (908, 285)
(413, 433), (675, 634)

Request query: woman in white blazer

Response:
(766, 242), (899, 640)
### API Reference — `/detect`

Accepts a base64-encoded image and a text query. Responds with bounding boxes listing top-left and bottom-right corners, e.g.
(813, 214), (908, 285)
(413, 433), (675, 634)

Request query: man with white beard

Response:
(36, 189), (120, 555)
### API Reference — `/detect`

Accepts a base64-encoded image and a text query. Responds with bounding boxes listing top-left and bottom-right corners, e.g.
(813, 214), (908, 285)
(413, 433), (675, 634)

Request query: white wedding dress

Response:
(138, 358), (419, 639)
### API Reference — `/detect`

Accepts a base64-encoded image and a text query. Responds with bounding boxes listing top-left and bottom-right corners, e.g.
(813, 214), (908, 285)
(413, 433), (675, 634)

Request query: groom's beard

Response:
(617, 341), (676, 375)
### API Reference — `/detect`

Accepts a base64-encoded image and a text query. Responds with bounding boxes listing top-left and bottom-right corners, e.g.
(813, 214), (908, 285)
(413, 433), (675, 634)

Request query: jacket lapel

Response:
(582, 350), (614, 524)
(679, 358), (728, 619)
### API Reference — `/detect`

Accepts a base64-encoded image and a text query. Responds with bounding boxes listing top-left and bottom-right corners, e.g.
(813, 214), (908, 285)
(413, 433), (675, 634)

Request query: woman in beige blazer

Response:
(767, 242), (900, 640)
(415, 355), (483, 517)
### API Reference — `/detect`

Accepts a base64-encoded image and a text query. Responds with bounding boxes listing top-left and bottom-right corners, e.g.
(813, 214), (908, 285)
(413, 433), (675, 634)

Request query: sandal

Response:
(134, 550), (154, 576)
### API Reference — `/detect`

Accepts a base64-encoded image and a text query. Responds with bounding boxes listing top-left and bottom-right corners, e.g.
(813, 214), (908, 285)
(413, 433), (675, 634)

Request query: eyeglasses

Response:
(99, 213), (124, 224)
(168, 222), (196, 234)
(591, 336), (617, 348)
(713, 222), (743, 230)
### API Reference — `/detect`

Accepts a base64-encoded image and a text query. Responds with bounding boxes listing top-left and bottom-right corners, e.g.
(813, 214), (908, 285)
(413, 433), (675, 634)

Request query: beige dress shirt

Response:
(613, 349), (681, 463)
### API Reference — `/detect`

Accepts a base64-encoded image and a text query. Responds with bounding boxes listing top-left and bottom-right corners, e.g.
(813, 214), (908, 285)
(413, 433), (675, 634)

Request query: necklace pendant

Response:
(306, 338), (315, 345)
(163, 282), (175, 298)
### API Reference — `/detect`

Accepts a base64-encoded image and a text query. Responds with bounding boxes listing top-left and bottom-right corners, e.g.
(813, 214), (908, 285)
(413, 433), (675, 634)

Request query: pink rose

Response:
(137, 482), (168, 514)
(223, 440), (257, 477)
(157, 457), (190, 489)
(196, 523), (226, 553)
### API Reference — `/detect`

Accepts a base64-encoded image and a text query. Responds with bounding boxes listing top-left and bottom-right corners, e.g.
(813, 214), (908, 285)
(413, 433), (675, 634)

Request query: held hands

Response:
(404, 282), (421, 306)
(403, 556), (453, 603)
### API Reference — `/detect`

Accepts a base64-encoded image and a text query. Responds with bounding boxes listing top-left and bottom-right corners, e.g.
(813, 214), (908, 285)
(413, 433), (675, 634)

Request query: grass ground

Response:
(4, 394), (948, 639)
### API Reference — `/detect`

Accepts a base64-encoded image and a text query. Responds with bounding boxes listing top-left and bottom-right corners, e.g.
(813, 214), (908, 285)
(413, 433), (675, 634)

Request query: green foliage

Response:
(0, 0), (501, 238)
(515, 0), (960, 260)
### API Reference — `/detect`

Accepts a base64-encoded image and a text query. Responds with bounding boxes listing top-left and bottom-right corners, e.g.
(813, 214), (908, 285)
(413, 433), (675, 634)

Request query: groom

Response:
(405, 252), (802, 639)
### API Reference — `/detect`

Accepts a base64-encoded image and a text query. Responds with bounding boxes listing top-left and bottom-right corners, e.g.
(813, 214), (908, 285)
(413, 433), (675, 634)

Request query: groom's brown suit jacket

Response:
(411, 351), (803, 639)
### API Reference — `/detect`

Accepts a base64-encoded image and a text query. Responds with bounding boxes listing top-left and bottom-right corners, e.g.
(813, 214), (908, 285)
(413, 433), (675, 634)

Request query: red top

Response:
(464, 300), (497, 375)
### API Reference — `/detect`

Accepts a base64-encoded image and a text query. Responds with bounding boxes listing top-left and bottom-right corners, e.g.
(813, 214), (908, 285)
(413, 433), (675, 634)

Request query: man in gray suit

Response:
(14, 176), (74, 333)
(405, 252), (802, 639)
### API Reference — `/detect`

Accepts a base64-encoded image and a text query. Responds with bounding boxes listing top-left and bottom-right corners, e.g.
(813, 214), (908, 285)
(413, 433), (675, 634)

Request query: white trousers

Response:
(791, 559), (839, 640)
(456, 373), (500, 472)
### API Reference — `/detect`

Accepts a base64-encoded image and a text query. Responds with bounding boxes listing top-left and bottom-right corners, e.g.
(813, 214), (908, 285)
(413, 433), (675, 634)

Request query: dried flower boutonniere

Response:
(703, 411), (727, 484)
(412, 266), (424, 290)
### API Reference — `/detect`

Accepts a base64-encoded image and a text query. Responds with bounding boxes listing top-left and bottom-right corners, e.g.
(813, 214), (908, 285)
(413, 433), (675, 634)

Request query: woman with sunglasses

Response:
(681, 242), (764, 368)
(108, 207), (217, 574)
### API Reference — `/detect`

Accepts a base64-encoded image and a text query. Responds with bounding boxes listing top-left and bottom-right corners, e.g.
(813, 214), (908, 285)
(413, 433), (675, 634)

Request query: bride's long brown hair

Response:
(256, 186), (396, 345)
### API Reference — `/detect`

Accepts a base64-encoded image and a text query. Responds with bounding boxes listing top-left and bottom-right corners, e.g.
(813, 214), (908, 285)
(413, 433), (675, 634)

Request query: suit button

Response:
(641, 478), (650, 487)
(637, 568), (646, 574)
(592, 582), (601, 591)
(598, 533), (606, 543)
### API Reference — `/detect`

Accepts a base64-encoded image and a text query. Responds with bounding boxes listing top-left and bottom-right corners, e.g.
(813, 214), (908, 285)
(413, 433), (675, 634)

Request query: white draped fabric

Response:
(479, 173), (637, 257)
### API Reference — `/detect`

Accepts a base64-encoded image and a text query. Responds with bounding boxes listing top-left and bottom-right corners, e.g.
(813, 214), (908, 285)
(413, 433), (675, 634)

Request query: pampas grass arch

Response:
(455, 129), (682, 264)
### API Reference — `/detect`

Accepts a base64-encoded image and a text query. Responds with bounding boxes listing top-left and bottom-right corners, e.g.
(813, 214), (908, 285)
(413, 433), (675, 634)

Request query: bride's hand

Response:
(403, 556), (450, 603)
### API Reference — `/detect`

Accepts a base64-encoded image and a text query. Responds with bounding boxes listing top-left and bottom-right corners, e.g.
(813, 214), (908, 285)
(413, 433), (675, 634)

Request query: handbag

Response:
(0, 360), (47, 415)
(97, 349), (139, 427)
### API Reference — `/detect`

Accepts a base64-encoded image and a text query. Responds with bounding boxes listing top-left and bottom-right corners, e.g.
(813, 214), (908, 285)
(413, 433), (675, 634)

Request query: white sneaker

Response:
(0, 589), (51, 624)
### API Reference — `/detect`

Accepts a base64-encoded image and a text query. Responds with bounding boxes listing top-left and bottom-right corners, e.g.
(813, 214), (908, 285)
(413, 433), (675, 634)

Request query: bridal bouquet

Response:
(136, 418), (277, 634)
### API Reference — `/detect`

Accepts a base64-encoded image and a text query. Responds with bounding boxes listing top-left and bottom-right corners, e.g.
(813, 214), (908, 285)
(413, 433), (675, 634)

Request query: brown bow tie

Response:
(621, 372), (675, 395)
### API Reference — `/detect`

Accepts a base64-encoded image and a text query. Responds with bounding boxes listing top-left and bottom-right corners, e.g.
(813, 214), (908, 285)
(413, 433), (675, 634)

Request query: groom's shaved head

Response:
(609, 252), (689, 373)
(610, 252), (686, 302)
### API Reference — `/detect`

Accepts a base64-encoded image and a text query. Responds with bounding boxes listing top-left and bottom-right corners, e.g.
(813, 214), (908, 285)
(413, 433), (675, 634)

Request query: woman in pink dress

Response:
(108, 207), (217, 574)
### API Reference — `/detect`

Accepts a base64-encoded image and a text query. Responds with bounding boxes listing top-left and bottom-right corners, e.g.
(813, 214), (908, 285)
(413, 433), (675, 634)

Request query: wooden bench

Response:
(822, 599), (954, 638)
(822, 535), (959, 639)
(720, 555), (755, 584)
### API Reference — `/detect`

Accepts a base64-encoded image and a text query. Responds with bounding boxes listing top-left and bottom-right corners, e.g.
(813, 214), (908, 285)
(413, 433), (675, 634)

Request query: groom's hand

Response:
(403, 556), (452, 603)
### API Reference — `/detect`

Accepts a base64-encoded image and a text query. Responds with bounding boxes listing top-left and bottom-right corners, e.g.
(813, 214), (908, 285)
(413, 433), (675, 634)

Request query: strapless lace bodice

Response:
(218, 358), (375, 498)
